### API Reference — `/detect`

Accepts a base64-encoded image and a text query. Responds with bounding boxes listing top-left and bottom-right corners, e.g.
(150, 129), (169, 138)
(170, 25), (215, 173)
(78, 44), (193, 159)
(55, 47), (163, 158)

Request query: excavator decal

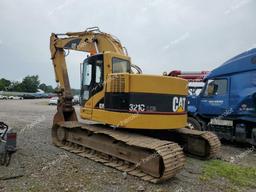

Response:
(172, 96), (186, 112)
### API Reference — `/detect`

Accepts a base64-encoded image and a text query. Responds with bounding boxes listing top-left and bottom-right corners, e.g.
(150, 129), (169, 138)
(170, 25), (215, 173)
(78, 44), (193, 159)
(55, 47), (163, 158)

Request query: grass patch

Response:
(201, 160), (256, 188)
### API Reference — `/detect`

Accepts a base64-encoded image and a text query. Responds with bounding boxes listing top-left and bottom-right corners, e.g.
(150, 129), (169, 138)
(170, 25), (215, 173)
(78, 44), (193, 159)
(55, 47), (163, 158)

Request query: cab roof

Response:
(205, 48), (256, 80)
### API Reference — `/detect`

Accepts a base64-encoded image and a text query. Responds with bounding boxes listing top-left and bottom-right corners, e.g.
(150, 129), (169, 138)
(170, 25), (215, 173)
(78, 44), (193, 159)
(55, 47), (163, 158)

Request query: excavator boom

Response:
(50, 27), (125, 95)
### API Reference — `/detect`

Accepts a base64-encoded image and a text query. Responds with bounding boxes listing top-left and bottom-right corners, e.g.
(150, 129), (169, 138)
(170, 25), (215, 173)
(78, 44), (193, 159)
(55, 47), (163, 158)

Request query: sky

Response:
(0, 0), (255, 88)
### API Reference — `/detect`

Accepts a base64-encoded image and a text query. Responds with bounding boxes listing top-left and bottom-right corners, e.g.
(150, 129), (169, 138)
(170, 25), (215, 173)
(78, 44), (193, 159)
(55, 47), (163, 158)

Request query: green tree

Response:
(39, 83), (54, 93)
(0, 75), (64, 94)
(39, 83), (47, 92)
(0, 78), (11, 91)
(9, 81), (23, 92)
(20, 75), (40, 92)
(46, 85), (54, 93)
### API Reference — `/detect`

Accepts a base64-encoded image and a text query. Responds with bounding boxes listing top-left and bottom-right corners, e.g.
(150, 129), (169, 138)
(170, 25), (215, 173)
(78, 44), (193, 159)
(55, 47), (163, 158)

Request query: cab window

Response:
(95, 65), (102, 83)
(83, 62), (92, 86)
(112, 58), (130, 73)
(95, 59), (103, 84)
(204, 79), (228, 96)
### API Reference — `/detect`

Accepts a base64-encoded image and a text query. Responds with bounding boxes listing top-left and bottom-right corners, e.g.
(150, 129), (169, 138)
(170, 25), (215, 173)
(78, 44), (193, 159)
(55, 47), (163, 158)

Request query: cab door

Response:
(198, 78), (230, 116)
(80, 54), (104, 118)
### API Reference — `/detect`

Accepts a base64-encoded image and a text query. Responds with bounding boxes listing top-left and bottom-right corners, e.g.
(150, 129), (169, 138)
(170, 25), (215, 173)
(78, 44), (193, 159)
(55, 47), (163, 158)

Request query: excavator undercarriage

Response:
(51, 101), (220, 183)
(53, 122), (185, 183)
(52, 120), (220, 183)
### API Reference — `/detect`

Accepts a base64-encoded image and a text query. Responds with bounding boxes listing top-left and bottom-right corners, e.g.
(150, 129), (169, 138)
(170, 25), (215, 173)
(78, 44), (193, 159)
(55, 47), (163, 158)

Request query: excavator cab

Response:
(80, 52), (131, 119)
(81, 53), (131, 104)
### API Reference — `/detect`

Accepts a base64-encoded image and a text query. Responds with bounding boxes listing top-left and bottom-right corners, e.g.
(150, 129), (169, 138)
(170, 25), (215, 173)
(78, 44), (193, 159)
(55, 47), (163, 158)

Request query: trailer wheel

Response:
(187, 117), (202, 130)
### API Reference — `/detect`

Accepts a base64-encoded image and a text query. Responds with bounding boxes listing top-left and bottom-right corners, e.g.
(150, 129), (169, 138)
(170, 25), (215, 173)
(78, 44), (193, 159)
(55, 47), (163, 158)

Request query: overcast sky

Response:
(0, 0), (255, 88)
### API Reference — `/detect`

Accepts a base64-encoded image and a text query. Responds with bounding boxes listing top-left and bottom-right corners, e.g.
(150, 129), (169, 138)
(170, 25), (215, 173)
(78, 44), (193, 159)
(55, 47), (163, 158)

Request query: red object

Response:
(7, 133), (16, 140)
(168, 70), (209, 82)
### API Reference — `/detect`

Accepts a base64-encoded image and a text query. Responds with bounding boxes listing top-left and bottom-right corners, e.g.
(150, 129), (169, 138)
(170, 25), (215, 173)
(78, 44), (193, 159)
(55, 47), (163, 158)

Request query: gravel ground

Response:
(0, 99), (255, 192)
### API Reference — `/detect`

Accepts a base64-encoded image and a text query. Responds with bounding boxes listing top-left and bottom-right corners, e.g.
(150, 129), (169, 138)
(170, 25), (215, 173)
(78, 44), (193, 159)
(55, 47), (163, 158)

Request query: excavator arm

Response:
(50, 27), (126, 94)
(50, 27), (127, 123)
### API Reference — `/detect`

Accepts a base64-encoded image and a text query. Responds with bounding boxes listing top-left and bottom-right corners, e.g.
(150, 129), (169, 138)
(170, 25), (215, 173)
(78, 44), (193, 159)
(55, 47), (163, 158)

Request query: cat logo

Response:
(172, 97), (186, 112)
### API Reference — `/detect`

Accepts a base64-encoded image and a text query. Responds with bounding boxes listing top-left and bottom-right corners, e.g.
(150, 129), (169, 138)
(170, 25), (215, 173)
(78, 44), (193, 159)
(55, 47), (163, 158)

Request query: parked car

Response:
(32, 93), (49, 99)
(0, 95), (8, 100)
(47, 93), (57, 98)
(22, 94), (36, 99)
(8, 96), (23, 100)
(48, 97), (59, 105)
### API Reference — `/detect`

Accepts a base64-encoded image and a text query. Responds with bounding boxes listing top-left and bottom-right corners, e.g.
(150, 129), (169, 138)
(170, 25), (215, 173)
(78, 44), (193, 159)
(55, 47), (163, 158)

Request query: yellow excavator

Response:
(50, 27), (220, 183)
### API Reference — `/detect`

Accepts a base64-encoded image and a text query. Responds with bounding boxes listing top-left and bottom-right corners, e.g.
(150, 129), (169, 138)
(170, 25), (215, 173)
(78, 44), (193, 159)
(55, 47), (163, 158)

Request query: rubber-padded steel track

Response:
(53, 121), (186, 183)
(201, 131), (221, 159)
(172, 128), (221, 159)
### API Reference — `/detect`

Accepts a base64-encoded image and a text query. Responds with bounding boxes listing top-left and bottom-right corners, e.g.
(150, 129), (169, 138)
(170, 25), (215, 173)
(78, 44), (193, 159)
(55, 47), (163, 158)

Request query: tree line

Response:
(0, 75), (55, 93)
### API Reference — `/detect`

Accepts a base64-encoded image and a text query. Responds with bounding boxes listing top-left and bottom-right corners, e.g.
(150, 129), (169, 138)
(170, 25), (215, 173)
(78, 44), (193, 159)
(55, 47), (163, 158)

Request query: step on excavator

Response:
(49, 27), (220, 183)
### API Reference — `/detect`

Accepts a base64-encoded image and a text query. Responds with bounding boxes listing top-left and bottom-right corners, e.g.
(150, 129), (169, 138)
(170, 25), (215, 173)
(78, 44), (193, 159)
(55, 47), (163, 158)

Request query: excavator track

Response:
(52, 121), (186, 183)
(170, 128), (221, 159)
(135, 128), (221, 160)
